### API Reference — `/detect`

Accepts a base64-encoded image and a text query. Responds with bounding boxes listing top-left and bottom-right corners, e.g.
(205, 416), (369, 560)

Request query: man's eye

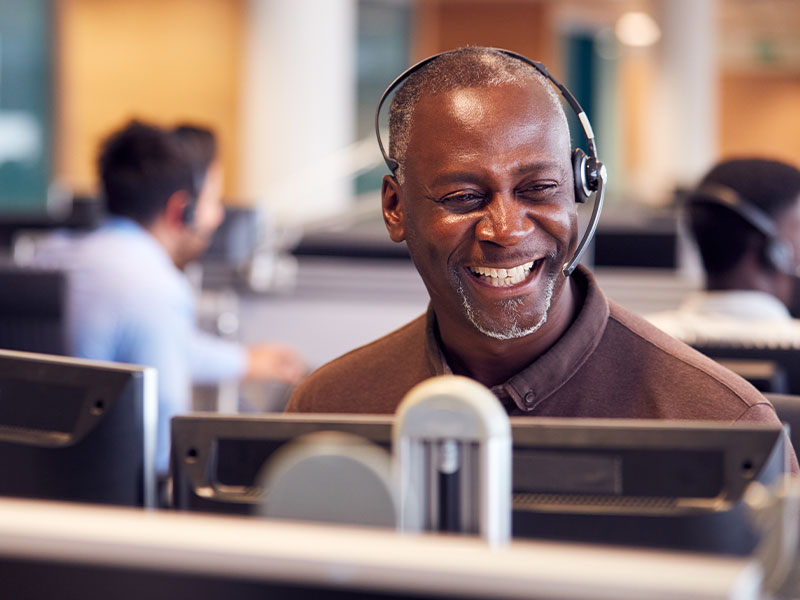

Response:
(518, 183), (557, 199)
(437, 192), (486, 210)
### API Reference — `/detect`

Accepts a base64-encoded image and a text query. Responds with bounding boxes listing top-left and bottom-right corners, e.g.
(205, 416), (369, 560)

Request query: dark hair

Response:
(688, 158), (800, 275)
(98, 120), (196, 227)
(387, 46), (565, 184)
(172, 124), (218, 191)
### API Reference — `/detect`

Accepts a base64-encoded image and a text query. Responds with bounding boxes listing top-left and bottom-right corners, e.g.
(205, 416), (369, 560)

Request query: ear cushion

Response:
(181, 200), (196, 226)
(765, 239), (795, 275)
(572, 148), (589, 203)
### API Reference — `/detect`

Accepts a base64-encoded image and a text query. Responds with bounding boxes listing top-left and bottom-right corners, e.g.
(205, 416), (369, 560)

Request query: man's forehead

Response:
(413, 81), (562, 126)
(446, 88), (491, 124)
(407, 82), (569, 155)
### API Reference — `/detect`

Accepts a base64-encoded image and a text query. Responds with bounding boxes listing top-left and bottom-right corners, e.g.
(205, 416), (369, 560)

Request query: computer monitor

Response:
(170, 413), (787, 554)
(202, 206), (261, 268)
(509, 417), (786, 555)
(0, 349), (158, 507)
(765, 393), (800, 454)
(171, 414), (393, 515)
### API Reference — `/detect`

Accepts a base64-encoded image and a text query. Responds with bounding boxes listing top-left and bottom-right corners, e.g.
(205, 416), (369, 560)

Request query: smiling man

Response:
(285, 47), (793, 439)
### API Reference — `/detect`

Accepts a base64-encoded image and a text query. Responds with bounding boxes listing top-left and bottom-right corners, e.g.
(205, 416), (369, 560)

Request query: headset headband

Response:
(692, 183), (780, 239)
(374, 47), (606, 277)
(375, 48), (598, 171)
(692, 182), (799, 277)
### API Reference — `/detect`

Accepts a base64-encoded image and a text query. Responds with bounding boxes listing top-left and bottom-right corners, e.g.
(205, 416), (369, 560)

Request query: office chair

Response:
(0, 265), (67, 355)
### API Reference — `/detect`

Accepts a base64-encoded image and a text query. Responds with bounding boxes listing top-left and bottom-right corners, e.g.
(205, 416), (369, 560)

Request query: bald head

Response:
(388, 47), (568, 184)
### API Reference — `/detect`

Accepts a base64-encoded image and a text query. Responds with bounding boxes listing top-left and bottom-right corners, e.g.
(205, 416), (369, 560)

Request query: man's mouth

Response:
(467, 259), (541, 287)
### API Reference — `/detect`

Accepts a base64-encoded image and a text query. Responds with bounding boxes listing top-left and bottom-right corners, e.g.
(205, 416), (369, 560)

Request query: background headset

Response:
(180, 168), (204, 227)
(374, 47), (607, 277)
(690, 182), (798, 276)
(173, 127), (213, 228)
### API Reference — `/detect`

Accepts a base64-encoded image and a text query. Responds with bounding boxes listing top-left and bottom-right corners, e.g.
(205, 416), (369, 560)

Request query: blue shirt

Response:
(31, 217), (247, 472)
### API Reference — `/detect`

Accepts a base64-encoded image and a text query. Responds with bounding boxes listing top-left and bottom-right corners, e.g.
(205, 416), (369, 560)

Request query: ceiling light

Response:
(615, 11), (661, 47)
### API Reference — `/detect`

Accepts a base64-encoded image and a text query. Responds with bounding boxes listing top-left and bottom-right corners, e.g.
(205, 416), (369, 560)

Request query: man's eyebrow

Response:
(510, 159), (565, 176)
(429, 172), (485, 187)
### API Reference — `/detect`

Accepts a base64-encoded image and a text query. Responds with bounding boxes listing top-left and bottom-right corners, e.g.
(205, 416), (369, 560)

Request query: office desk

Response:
(0, 497), (762, 600)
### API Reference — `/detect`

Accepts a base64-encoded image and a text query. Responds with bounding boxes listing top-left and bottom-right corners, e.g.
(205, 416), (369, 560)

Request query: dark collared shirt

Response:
(424, 268), (609, 414)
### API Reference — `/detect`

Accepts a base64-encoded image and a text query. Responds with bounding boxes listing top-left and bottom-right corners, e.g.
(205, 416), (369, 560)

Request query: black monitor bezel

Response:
(170, 413), (786, 524)
(0, 349), (158, 507)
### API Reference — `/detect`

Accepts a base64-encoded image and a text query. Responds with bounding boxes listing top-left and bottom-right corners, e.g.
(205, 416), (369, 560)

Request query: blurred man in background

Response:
(171, 124), (305, 393)
(31, 120), (305, 472)
(648, 158), (800, 347)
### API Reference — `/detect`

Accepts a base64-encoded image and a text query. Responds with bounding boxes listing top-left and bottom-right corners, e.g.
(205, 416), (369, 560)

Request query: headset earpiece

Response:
(181, 200), (196, 226)
(572, 149), (602, 204)
(182, 170), (205, 227)
(572, 149), (589, 203)
(764, 237), (794, 275)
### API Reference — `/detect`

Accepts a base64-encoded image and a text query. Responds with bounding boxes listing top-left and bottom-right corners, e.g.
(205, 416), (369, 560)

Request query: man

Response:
(171, 123), (304, 386)
(286, 47), (793, 453)
(32, 120), (304, 472)
(648, 158), (800, 346)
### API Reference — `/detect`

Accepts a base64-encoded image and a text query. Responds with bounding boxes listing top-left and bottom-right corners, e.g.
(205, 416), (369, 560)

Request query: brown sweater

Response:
(288, 266), (784, 424)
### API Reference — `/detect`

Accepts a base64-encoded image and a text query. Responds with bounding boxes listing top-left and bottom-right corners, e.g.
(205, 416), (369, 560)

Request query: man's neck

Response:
(706, 257), (791, 306)
(436, 277), (581, 388)
(145, 218), (183, 269)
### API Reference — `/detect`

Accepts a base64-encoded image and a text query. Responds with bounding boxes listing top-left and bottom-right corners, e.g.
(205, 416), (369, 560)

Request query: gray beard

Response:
(457, 276), (556, 341)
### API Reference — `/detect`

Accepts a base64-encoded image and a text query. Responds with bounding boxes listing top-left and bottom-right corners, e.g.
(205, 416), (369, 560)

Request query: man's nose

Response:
(474, 195), (533, 246)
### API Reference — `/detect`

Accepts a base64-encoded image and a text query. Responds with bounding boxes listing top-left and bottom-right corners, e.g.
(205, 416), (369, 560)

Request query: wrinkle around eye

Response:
(516, 182), (560, 200)
(427, 189), (487, 210)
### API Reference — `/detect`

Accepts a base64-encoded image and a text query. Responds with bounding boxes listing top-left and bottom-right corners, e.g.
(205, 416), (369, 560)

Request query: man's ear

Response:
(164, 190), (192, 228)
(381, 174), (406, 242)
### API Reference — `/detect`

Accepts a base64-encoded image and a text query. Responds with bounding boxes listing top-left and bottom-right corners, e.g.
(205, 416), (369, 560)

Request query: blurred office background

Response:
(0, 0), (798, 405)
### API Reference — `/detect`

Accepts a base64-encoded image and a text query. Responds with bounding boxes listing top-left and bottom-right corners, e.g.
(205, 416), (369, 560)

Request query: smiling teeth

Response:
(469, 261), (535, 287)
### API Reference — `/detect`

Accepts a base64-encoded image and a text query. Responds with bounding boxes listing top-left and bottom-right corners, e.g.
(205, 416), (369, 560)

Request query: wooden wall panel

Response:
(55, 0), (245, 198)
(719, 71), (800, 165)
(413, 0), (555, 69)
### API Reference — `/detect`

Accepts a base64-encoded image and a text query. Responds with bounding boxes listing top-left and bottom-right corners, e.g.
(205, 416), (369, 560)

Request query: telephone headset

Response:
(690, 182), (798, 276)
(181, 196), (197, 226)
(180, 169), (203, 227)
(374, 47), (607, 277)
(177, 158), (209, 227)
(174, 136), (207, 228)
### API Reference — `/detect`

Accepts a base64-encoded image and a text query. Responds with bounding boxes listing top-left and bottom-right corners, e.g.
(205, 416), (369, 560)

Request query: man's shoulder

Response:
(286, 313), (432, 414)
(39, 226), (188, 300)
(602, 300), (774, 417)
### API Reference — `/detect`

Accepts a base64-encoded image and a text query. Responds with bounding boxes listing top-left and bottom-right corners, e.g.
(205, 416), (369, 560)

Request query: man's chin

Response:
(458, 279), (556, 341)
(469, 314), (548, 341)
